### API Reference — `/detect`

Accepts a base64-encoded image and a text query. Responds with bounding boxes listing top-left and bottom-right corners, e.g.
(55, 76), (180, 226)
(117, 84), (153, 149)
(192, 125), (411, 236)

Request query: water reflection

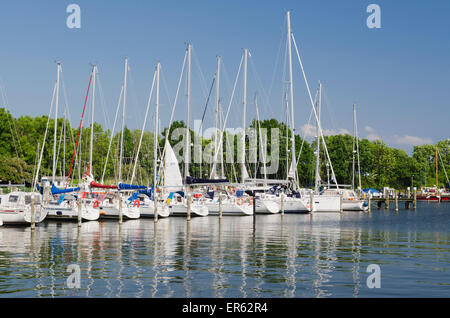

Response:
(0, 205), (449, 297)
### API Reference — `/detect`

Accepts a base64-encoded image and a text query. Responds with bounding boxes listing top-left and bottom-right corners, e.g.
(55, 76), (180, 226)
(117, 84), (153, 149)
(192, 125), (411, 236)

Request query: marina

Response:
(0, 1), (448, 301)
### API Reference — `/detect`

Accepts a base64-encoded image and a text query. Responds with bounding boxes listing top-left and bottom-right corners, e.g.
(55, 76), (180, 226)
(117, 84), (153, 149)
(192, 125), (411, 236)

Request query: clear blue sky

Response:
(0, 0), (448, 153)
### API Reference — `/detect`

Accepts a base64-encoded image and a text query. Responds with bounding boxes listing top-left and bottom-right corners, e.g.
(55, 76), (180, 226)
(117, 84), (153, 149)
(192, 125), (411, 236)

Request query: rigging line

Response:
(211, 54), (244, 176)
(192, 46), (209, 101)
(66, 72), (93, 188)
(33, 82), (57, 190)
(291, 32), (339, 188)
(438, 148), (450, 184)
(159, 50), (188, 175)
(60, 68), (78, 166)
(95, 70), (112, 130)
(101, 85), (123, 183)
(130, 67), (157, 185)
(321, 85), (339, 135)
(249, 54), (276, 121)
(0, 84), (21, 159)
(197, 76), (215, 135)
(268, 15), (287, 98)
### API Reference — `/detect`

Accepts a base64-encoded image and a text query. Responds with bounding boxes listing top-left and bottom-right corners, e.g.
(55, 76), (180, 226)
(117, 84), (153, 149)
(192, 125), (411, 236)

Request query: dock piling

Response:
(219, 193), (223, 219)
(187, 193), (191, 221)
(30, 195), (35, 230)
(77, 195), (82, 227)
(154, 193), (158, 223)
(281, 193), (285, 216)
(395, 190), (399, 212)
(119, 193), (123, 224)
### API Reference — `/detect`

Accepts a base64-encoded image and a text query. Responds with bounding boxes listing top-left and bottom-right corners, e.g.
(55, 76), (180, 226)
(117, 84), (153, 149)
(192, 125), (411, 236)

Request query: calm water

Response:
(0, 202), (449, 298)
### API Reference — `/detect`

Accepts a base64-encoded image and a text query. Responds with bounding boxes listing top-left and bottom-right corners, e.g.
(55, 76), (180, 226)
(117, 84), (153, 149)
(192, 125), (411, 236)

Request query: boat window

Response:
(8, 195), (19, 203)
(25, 196), (31, 204)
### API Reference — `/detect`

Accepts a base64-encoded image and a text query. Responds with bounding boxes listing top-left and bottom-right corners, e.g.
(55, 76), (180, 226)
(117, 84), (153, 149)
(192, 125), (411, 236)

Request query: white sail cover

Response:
(288, 162), (295, 178)
(164, 140), (183, 191)
(243, 164), (250, 180)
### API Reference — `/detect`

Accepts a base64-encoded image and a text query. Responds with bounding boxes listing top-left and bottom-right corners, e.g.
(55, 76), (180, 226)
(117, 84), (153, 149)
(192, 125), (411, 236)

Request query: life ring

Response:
(237, 198), (244, 206)
(133, 200), (141, 207)
(93, 200), (100, 208)
(193, 193), (202, 199)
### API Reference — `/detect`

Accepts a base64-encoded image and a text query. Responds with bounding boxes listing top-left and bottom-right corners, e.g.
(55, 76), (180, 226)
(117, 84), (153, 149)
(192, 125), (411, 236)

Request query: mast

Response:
(184, 43), (192, 180)
(118, 58), (128, 184)
(315, 81), (322, 193)
(355, 104), (362, 191)
(241, 48), (248, 183)
(154, 62), (160, 189)
(52, 62), (61, 184)
(352, 104), (356, 190)
(286, 11), (298, 187)
(213, 56), (221, 179)
(436, 145), (438, 187)
(89, 65), (97, 177)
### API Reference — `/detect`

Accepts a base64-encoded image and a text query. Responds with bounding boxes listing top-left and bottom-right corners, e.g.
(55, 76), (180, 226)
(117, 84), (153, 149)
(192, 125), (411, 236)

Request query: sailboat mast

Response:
(315, 81), (322, 193)
(213, 56), (221, 179)
(436, 145), (438, 187)
(241, 48), (248, 183)
(52, 62), (61, 184)
(355, 104), (362, 190)
(352, 103), (356, 190)
(185, 43), (192, 180)
(89, 65), (97, 176)
(286, 11), (298, 187)
(154, 62), (160, 188)
(118, 58), (128, 184)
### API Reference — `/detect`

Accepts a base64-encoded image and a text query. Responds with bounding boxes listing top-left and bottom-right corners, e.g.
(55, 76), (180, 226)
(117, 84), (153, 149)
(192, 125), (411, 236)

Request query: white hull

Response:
(44, 201), (100, 221)
(281, 196), (310, 213)
(169, 203), (208, 217)
(139, 202), (170, 218)
(311, 195), (341, 212)
(343, 200), (368, 211)
(0, 206), (47, 225)
(205, 199), (253, 216)
(255, 195), (280, 214)
(98, 204), (140, 219)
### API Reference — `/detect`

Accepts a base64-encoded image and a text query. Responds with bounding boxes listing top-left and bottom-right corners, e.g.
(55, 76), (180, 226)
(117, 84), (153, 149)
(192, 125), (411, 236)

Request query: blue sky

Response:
(0, 0), (448, 153)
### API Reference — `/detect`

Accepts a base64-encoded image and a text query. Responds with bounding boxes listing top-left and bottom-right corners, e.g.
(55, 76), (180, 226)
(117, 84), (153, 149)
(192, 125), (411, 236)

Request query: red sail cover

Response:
(90, 181), (118, 189)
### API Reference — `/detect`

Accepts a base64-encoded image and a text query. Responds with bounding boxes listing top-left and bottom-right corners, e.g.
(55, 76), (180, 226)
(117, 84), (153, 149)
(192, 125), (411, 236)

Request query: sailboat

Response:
(166, 44), (208, 217)
(0, 191), (47, 225)
(131, 61), (170, 218)
(38, 62), (99, 221)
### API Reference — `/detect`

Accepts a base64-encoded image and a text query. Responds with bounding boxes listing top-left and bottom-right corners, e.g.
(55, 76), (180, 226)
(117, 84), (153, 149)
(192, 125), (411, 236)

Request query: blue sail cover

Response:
(51, 184), (80, 195)
(138, 188), (153, 199)
(36, 184), (43, 195)
(118, 183), (147, 190)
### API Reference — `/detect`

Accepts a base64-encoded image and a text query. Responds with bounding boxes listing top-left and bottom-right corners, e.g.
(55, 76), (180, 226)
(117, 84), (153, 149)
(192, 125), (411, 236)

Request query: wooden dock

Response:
(369, 188), (417, 211)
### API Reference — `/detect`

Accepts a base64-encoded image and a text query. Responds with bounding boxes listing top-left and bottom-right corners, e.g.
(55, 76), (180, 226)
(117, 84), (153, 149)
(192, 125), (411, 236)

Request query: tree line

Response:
(0, 107), (448, 191)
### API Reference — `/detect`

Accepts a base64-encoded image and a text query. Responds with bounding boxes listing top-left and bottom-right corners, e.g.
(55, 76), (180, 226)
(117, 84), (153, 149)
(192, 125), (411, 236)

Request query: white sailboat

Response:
(131, 61), (170, 218)
(0, 191), (47, 225)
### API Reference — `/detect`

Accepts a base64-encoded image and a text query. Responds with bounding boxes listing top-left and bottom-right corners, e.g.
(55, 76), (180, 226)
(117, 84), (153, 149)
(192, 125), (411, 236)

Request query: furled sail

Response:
(51, 184), (80, 195)
(118, 183), (146, 190)
(185, 176), (229, 185)
(163, 140), (183, 192)
(90, 181), (118, 189)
